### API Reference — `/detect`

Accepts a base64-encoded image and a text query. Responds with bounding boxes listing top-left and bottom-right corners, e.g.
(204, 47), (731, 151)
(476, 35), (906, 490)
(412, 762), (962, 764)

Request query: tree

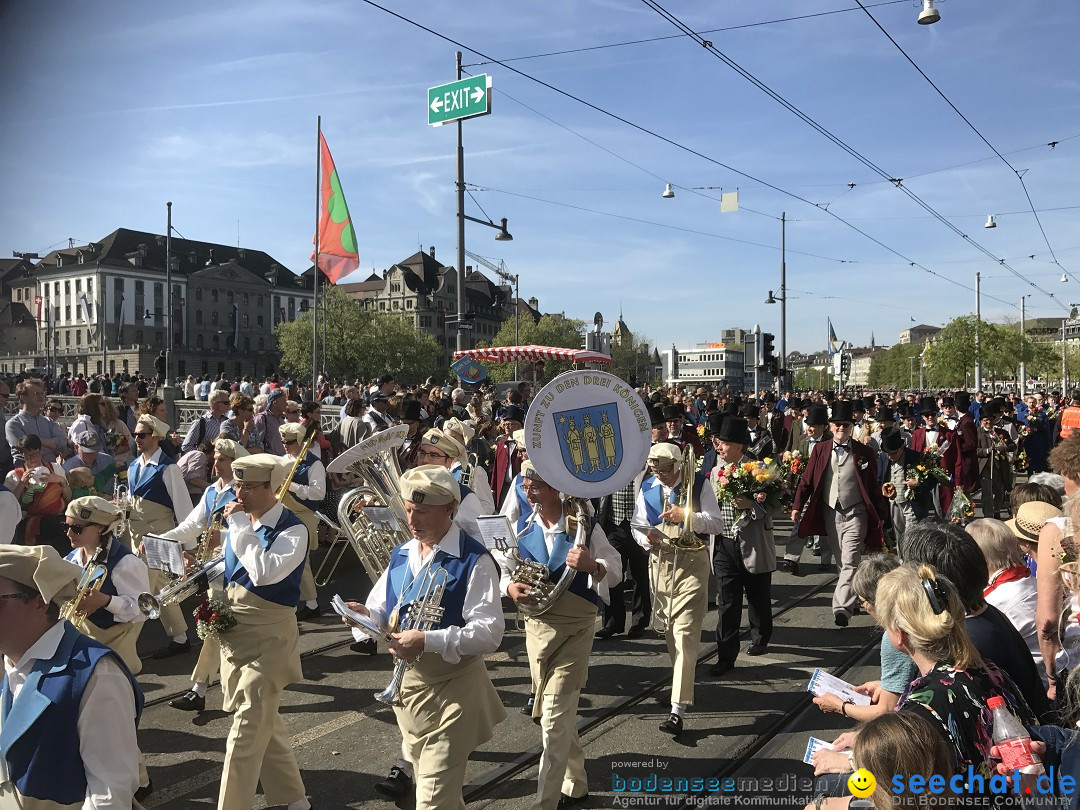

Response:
(478, 313), (585, 383)
(278, 286), (440, 383)
(867, 342), (924, 389)
(918, 315), (1058, 389)
(609, 333), (656, 387)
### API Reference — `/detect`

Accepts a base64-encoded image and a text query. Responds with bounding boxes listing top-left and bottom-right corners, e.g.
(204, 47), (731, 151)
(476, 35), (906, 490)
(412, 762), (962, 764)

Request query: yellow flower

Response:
(917, 465), (926, 472)
(763, 457), (774, 466)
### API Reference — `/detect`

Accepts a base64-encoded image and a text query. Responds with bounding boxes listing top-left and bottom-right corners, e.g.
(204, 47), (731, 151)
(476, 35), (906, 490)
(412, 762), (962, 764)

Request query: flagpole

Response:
(102, 278), (108, 376)
(312, 115), (321, 397)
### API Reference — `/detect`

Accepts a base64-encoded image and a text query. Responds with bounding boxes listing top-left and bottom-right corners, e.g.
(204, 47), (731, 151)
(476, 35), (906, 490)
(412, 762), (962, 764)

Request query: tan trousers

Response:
(532, 691), (588, 809)
(652, 548), (709, 705)
(822, 503), (867, 616)
(191, 632), (221, 685)
(409, 757), (468, 810)
(285, 498), (318, 603)
(147, 566), (188, 639)
(217, 690), (304, 810)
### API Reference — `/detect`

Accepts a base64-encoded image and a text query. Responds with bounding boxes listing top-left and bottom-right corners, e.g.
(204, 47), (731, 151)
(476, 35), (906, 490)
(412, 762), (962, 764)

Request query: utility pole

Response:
(753, 323), (761, 397)
(974, 271), (983, 391)
(1019, 296), (1027, 395)
(165, 201), (173, 389)
(779, 211), (787, 395)
(455, 51), (467, 354)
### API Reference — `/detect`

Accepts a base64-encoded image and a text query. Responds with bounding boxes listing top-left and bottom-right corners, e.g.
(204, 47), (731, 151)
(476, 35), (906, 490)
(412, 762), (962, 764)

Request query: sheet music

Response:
(142, 534), (186, 576)
(330, 594), (386, 641)
(475, 515), (516, 552)
(363, 507), (400, 535)
(806, 668), (872, 706)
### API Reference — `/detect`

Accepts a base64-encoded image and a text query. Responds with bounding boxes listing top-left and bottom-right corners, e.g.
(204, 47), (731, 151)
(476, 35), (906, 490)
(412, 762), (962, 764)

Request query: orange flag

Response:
(312, 132), (359, 284)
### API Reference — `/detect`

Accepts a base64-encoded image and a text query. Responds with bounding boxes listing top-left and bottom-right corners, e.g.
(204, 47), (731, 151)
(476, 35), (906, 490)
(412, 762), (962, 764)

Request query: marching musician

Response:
(501, 463), (620, 809)
(216, 454), (310, 810)
(157, 437), (247, 712)
(279, 421), (327, 622)
(343, 466), (505, 810)
(709, 417), (776, 676)
(442, 418), (496, 514)
(0, 544), (142, 809)
(498, 429), (532, 525)
(416, 428), (485, 539)
(490, 404), (526, 509)
(632, 442), (724, 736)
(127, 413), (195, 659)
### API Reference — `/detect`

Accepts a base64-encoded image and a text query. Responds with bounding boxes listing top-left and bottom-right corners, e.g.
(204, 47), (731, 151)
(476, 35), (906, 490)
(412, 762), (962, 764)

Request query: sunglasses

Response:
(284, 439), (298, 446)
(65, 523), (94, 535)
(132, 432), (153, 438)
(47, 406), (63, 413)
(417, 449), (450, 461)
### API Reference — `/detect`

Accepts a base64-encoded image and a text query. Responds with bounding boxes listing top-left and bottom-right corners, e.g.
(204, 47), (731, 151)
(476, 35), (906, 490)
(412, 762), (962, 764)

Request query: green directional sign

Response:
(428, 74), (492, 126)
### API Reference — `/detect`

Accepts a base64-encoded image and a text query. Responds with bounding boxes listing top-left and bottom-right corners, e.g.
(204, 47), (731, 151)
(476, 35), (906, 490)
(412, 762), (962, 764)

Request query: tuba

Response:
(508, 497), (591, 618)
(319, 425), (412, 585)
(60, 545), (108, 630)
(138, 555), (226, 619)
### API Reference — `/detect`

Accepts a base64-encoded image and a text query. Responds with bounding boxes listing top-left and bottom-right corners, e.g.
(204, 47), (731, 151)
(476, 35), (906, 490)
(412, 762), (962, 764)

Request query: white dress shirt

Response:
(161, 480), (233, 550)
(360, 525), (504, 664)
(499, 474), (525, 524)
(631, 472), (725, 551)
(0, 490), (20, 544)
(496, 509), (621, 605)
(454, 491), (485, 541)
(66, 540), (150, 624)
(131, 448), (193, 521)
(224, 502), (307, 585)
(452, 461), (496, 515)
(287, 456), (326, 503)
(1, 622), (139, 809)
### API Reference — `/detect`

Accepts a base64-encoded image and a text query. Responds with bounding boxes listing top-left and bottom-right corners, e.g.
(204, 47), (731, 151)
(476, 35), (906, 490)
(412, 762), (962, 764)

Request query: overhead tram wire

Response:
(638, 0), (1067, 312)
(356, 0), (1017, 309)
(464, 1), (909, 67)
(853, 0), (1071, 279)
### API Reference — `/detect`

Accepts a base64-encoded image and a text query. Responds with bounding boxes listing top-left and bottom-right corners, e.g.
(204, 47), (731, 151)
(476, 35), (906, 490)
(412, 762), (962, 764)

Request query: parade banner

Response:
(450, 355), (488, 384)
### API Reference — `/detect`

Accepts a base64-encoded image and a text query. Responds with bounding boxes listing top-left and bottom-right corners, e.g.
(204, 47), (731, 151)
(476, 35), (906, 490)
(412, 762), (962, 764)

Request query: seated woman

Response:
(806, 710), (955, 810)
(812, 554), (919, 723)
(4, 433), (71, 553)
(813, 563), (1036, 779)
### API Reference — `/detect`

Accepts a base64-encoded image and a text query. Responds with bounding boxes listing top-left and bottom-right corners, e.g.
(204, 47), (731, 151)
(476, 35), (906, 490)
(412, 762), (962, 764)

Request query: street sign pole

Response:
(456, 52), (467, 354)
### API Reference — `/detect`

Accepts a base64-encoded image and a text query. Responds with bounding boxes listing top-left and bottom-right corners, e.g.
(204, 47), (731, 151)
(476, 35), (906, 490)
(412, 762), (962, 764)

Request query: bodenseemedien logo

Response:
(847, 768), (877, 799)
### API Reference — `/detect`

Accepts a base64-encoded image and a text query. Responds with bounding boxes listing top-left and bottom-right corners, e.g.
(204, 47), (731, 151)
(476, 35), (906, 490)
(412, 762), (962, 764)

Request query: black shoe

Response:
(350, 638), (377, 655)
(169, 690), (205, 712)
(152, 640), (191, 659)
(658, 713), (683, 735)
(521, 694), (535, 715)
(776, 559), (800, 576)
(709, 659), (735, 677)
(594, 627), (620, 640)
(558, 794), (589, 808)
(746, 642), (768, 656)
(134, 780), (154, 802)
(296, 604), (322, 621)
(627, 624), (646, 639)
(373, 766), (412, 799)
(834, 612), (849, 627)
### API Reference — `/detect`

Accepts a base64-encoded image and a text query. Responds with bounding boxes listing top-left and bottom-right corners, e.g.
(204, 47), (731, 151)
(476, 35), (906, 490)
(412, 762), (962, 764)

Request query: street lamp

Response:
(456, 213), (512, 355)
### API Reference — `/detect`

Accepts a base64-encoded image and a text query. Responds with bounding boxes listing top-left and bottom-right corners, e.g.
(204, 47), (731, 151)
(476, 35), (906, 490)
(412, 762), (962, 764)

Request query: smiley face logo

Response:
(847, 768), (876, 798)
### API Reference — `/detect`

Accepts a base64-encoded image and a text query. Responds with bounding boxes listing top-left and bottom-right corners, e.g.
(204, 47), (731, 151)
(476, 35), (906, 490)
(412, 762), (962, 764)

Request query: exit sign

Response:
(428, 75), (492, 126)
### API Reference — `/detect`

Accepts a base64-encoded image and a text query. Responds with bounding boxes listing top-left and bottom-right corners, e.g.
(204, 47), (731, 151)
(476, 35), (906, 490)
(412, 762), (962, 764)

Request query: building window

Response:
(257, 294), (263, 307)
(156, 331), (163, 345)
(87, 279), (94, 295)
(380, 302), (386, 311)
(211, 290), (219, 303)
(134, 281), (143, 294)
(211, 311), (219, 325)
(227, 290), (234, 303)
(242, 314), (249, 327)
(256, 315), (263, 327)
(299, 300), (309, 312)
(196, 335), (204, 350)
(258, 338), (265, 350)
(65, 281), (71, 295)
(196, 287), (203, 301)
(242, 294), (249, 306)
(65, 306), (71, 321)
(212, 335), (220, 350)
(244, 337), (250, 350)
(406, 300), (413, 309)
(54, 282), (60, 296)
(75, 279), (81, 293)
(135, 330), (144, 344)
(195, 311), (203, 325)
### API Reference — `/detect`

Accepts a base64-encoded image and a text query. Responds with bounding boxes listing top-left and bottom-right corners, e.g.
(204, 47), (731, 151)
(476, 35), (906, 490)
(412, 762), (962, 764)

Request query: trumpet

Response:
(196, 490), (229, 564)
(138, 555), (226, 619)
(375, 563), (450, 706)
(651, 445), (705, 634)
(113, 483), (132, 539)
(59, 545), (108, 630)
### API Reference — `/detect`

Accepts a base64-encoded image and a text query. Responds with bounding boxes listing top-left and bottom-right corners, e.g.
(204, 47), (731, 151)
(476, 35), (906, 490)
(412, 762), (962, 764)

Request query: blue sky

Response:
(2, 0), (1077, 356)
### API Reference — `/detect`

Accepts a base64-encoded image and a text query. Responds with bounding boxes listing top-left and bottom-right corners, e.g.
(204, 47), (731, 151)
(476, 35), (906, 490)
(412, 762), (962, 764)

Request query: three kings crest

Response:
(553, 403), (622, 483)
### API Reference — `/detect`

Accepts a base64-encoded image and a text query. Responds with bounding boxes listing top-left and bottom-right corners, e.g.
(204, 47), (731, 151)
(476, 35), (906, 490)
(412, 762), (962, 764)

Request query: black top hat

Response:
(880, 428), (906, 453)
(648, 405), (667, 426)
(740, 404), (761, 420)
(401, 399), (423, 422)
(715, 416), (752, 446)
(876, 408), (896, 423)
(662, 404), (685, 422)
(705, 398), (719, 412)
(502, 405), (526, 424)
(955, 391), (972, 410)
(981, 402), (1001, 419)
(852, 399), (866, 412)
(704, 412), (726, 437)
(940, 396), (955, 408)
(920, 399), (938, 416)
(862, 395), (876, 409)
(789, 396), (803, 410)
(829, 401), (854, 424)
(805, 405), (829, 427)
(896, 404), (916, 420)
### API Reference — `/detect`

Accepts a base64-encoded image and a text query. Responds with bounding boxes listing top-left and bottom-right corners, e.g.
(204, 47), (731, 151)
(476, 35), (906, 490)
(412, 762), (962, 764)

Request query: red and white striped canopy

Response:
(452, 345), (611, 365)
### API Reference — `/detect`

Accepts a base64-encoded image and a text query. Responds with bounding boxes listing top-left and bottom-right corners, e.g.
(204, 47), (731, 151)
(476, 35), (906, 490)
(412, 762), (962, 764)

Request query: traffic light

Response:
(841, 352), (852, 377)
(761, 333), (775, 369)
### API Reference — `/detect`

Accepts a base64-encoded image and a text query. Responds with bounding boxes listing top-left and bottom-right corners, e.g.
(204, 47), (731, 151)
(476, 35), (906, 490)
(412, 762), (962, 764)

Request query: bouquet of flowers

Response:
(194, 593), (237, 643)
(946, 491), (976, 525)
(1017, 424), (1031, 439)
(1014, 450), (1029, 472)
(715, 459), (785, 513)
(696, 423), (706, 439)
(905, 453), (950, 499)
(105, 428), (129, 454)
(777, 450), (805, 481)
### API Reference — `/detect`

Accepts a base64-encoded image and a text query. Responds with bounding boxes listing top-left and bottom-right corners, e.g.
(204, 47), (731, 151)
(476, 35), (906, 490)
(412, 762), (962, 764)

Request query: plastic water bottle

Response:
(988, 695), (1045, 775)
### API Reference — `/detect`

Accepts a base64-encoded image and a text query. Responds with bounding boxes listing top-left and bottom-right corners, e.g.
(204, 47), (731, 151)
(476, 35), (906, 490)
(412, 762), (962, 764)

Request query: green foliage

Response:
(609, 333), (656, 386)
(793, 365), (836, 391)
(278, 286), (440, 383)
(867, 342), (924, 389)
(478, 313), (586, 383)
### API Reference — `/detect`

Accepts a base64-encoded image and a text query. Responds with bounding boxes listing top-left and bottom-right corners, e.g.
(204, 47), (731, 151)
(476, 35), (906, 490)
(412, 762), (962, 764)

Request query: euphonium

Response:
(138, 555), (226, 619)
(319, 425), (412, 586)
(509, 497), (590, 618)
(59, 545), (108, 630)
(375, 563), (450, 706)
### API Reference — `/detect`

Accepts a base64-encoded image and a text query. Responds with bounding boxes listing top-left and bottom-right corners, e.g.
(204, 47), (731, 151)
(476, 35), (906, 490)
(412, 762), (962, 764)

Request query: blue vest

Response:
(127, 452), (178, 509)
(289, 452), (322, 512)
(0, 622), (142, 805)
(513, 475), (530, 518)
(515, 517), (598, 607)
(642, 471), (707, 538)
(224, 508), (306, 607)
(200, 483), (237, 521)
(383, 532), (491, 629)
(458, 481), (473, 504)
(64, 538), (133, 630)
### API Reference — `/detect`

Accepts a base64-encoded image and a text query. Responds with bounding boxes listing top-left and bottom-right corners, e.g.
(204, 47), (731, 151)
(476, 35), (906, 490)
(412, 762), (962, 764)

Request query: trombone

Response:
(60, 545), (108, 631)
(277, 422), (319, 502)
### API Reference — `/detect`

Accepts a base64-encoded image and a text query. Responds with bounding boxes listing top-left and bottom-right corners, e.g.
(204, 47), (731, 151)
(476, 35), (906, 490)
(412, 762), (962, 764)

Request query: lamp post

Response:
(763, 212), (788, 396)
(165, 201), (173, 389)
